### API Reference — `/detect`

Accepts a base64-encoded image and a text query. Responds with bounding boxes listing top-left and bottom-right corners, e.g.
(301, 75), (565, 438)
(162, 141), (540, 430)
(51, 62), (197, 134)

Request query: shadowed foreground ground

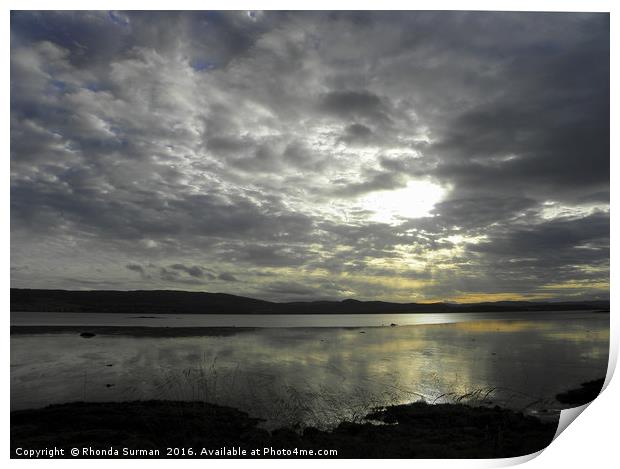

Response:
(555, 378), (605, 406)
(12, 400), (557, 458)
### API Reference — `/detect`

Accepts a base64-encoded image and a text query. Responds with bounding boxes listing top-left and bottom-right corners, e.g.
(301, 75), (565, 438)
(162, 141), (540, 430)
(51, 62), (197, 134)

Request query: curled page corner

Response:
(553, 402), (591, 441)
(497, 397), (601, 469)
(552, 357), (616, 443)
(495, 449), (545, 467)
(499, 393), (604, 468)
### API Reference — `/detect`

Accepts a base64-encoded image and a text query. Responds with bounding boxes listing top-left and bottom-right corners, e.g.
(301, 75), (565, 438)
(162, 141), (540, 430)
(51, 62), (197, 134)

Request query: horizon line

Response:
(10, 287), (610, 306)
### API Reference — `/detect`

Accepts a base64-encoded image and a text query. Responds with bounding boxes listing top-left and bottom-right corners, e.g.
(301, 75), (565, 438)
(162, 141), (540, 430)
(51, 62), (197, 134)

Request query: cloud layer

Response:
(10, 11), (609, 302)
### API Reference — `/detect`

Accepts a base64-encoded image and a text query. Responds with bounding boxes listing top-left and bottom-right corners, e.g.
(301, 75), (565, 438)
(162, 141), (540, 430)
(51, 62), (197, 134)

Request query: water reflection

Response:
(11, 314), (609, 428)
(11, 310), (606, 328)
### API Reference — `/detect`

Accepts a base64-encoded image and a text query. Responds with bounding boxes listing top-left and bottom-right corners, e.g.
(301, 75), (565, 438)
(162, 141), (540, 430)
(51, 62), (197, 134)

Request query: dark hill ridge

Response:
(10, 289), (609, 314)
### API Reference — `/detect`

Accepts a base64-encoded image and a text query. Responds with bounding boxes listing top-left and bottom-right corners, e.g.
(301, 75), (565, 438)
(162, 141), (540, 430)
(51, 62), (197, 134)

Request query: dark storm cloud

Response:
(126, 264), (145, 275)
(428, 196), (539, 231)
(330, 170), (406, 198)
(218, 272), (238, 282)
(125, 264), (150, 280)
(339, 123), (375, 146)
(320, 90), (391, 123)
(421, 14), (609, 207)
(125, 262), (242, 285)
(10, 11), (609, 301)
(205, 135), (248, 155)
(219, 244), (314, 268)
(11, 175), (315, 245)
(264, 281), (318, 296)
(159, 266), (207, 285)
(470, 212), (609, 258)
(170, 264), (209, 279)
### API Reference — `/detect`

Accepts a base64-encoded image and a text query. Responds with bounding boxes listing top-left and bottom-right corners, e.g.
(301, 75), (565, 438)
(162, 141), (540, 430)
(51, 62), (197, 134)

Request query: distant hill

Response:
(10, 289), (610, 314)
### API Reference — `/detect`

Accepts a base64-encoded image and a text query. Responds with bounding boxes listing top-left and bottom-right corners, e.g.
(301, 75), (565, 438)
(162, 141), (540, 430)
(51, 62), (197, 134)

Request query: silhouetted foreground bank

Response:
(556, 378), (605, 405)
(12, 400), (557, 459)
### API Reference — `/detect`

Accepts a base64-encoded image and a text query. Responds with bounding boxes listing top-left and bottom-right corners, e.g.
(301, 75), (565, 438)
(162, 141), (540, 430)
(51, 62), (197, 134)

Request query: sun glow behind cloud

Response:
(358, 180), (447, 224)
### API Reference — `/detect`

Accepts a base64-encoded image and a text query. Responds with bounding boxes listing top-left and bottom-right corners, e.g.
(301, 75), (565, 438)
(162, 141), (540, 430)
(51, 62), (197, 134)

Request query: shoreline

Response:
(11, 399), (558, 459)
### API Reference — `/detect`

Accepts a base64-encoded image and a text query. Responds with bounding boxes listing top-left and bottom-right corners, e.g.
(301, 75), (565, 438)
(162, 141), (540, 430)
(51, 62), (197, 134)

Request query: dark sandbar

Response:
(10, 325), (256, 338)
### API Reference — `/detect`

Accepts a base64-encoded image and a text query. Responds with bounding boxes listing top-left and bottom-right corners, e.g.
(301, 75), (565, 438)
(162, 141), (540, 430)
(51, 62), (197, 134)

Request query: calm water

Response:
(10, 310), (606, 327)
(11, 311), (609, 429)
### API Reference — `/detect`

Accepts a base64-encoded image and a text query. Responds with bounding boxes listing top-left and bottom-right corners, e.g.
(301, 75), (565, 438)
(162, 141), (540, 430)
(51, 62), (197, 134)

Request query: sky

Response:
(10, 11), (610, 303)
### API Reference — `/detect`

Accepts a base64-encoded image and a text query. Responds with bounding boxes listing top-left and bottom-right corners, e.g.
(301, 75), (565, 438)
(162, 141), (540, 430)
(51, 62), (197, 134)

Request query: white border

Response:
(3, 1), (616, 467)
